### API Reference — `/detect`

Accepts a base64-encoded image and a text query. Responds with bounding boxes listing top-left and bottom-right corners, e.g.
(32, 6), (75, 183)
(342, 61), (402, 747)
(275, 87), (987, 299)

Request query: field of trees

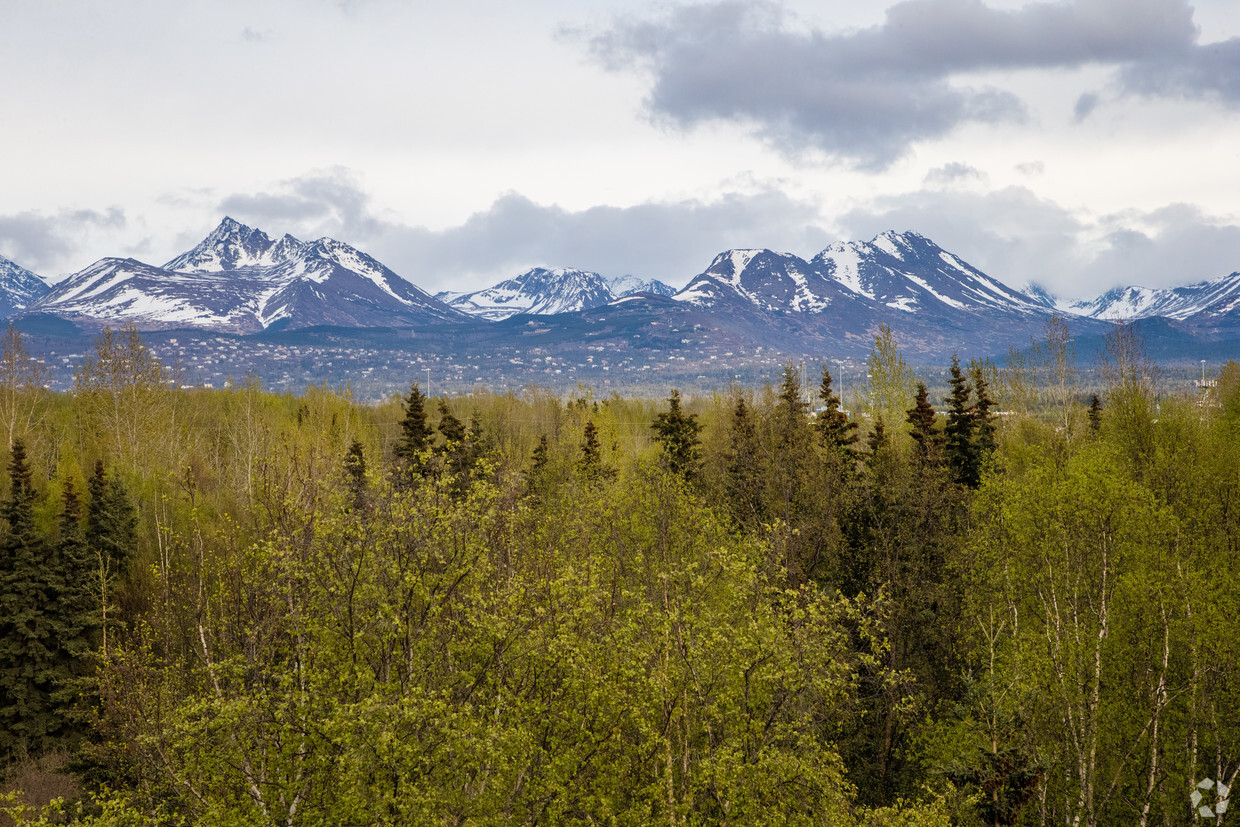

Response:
(1, 319), (1238, 826)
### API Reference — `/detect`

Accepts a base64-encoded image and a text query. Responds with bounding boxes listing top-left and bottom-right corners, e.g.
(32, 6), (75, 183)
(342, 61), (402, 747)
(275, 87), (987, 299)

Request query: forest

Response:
(0, 318), (1238, 826)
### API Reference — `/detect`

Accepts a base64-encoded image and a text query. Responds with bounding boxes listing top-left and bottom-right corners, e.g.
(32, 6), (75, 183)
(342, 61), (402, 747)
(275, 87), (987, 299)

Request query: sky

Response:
(2, 0), (1240, 300)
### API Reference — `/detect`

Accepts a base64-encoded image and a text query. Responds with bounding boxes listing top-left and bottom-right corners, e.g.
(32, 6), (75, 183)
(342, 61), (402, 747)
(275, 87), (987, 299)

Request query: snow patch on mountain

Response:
(0, 255), (52, 315)
(438, 267), (616, 321)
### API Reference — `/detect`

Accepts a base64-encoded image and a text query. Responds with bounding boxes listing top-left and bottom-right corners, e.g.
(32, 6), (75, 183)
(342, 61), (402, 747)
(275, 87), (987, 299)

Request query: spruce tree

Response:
(393, 383), (433, 467)
(86, 461), (137, 584)
(866, 416), (889, 459)
(436, 400), (466, 448)
(775, 362), (809, 446)
(907, 382), (942, 463)
(578, 420), (608, 481)
(725, 396), (765, 528)
(344, 440), (367, 510)
(48, 477), (98, 746)
(944, 355), (978, 486)
(651, 389), (702, 480)
(1087, 393), (1103, 433)
(816, 364), (858, 454)
(0, 439), (55, 759)
(970, 360), (998, 462)
(530, 435), (550, 476)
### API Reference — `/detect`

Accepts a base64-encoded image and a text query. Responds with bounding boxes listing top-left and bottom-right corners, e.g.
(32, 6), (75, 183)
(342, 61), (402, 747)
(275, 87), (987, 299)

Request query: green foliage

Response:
(1, 325), (1231, 826)
(651, 389), (702, 480)
(817, 364), (859, 455)
(906, 383), (941, 464)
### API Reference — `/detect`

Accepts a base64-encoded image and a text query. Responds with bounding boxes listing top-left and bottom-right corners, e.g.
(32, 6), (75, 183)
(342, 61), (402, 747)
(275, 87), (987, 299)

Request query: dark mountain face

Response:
(438, 267), (617, 320)
(657, 232), (1084, 359)
(31, 218), (469, 333)
(0, 255), (51, 317)
(7, 221), (1235, 367)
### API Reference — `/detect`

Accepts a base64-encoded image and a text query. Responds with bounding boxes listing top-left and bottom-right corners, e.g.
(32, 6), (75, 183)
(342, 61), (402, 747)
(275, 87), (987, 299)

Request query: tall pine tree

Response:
(393, 383), (432, 473)
(944, 355), (978, 487)
(651, 389), (702, 480)
(0, 439), (56, 760)
(907, 382), (942, 464)
(817, 364), (859, 455)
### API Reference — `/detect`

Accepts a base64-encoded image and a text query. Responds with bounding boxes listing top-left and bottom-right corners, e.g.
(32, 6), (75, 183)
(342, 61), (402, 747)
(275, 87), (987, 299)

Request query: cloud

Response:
(584, 0), (1199, 167)
(834, 186), (1240, 298)
(0, 208), (126, 275)
(217, 172), (831, 292)
(218, 167), (385, 241)
(241, 27), (274, 43)
(1083, 204), (1240, 286)
(1119, 37), (1240, 106)
(1073, 92), (1101, 121)
(924, 163), (988, 187)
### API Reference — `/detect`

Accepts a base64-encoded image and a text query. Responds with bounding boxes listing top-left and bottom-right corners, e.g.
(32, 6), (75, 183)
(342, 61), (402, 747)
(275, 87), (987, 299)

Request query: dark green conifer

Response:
(944, 355), (978, 486)
(578, 420), (610, 481)
(86, 461), (137, 580)
(1087, 393), (1103, 432)
(907, 382), (942, 463)
(48, 477), (98, 745)
(394, 383), (433, 466)
(725, 396), (765, 527)
(530, 435), (550, 475)
(436, 400), (466, 447)
(971, 360), (998, 460)
(816, 364), (858, 454)
(775, 362), (809, 446)
(344, 440), (367, 510)
(0, 440), (55, 759)
(651, 389), (702, 480)
(866, 416), (889, 459)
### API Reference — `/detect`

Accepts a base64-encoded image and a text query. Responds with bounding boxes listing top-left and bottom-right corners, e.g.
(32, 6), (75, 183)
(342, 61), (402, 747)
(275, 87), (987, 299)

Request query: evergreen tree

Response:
(944, 355), (978, 487)
(0, 439), (55, 759)
(578, 420), (611, 481)
(866, 416), (889, 459)
(970, 360), (998, 461)
(1087, 392), (1103, 432)
(816, 364), (859, 454)
(436, 400), (466, 448)
(906, 383), (942, 463)
(86, 461), (137, 582)
(393, 383), (433, 467)
(48, 477), (99, 746)
(724, 396), (765, 528)
(530, 435), (550, 475)
(344, 440), (367, 510)
(651, 389), (702, 480)
(774, 362), (809, 445)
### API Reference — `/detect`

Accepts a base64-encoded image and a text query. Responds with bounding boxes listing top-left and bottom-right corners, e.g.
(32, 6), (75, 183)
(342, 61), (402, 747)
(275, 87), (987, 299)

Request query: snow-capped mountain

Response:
(0, 255), (51, 316)
(608, 274), (676, 298)
(438, 267), (616, 321)
(672, 232), (1046, 322)
(675, 249), (863, 313)
(31, 218), (466, 333)
(812, 231), (1046, 316)
(164, 216), (302, 272)
(1064, 272), (1240, 322)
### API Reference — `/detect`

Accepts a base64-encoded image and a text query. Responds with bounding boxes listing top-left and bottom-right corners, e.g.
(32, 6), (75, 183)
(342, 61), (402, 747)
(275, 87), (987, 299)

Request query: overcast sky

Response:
(2, 0), (1239, 299)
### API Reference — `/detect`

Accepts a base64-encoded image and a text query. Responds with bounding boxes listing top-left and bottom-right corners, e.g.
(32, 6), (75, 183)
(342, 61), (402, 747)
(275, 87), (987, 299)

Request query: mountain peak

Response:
(0, 254), (51, 315)
(165, 218), (304, 273)
(437, 266), (615, 321)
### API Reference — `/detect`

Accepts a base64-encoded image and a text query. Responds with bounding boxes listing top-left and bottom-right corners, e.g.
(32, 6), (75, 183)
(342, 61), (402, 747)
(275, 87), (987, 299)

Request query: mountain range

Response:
(435, 268), (675, 321)
(2, 218), (1238, 365)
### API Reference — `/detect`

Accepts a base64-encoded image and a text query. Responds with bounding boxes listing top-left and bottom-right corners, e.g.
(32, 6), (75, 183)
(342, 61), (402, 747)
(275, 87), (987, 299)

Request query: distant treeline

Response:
(1, 319), (1238, 826)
